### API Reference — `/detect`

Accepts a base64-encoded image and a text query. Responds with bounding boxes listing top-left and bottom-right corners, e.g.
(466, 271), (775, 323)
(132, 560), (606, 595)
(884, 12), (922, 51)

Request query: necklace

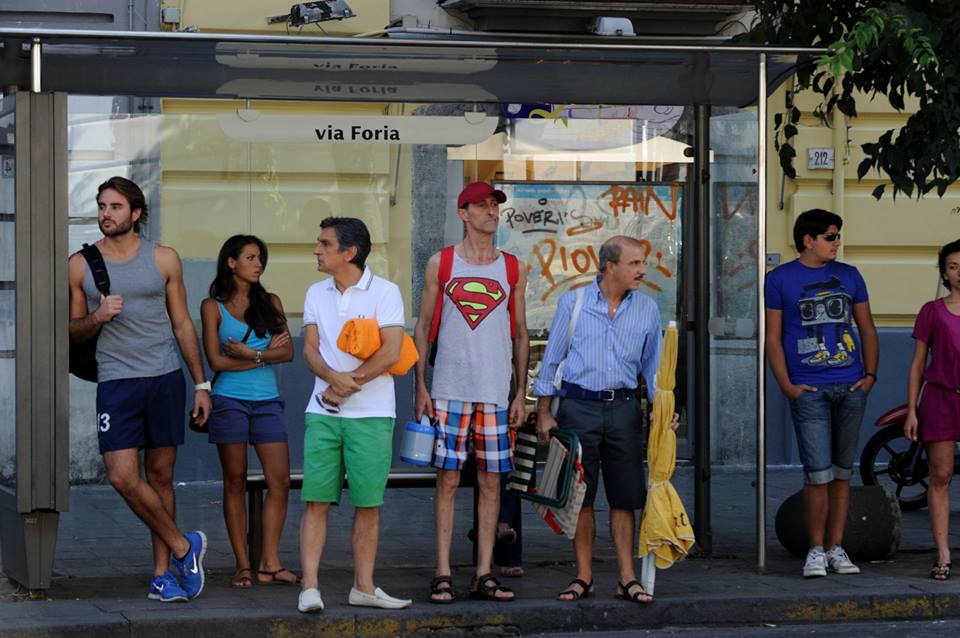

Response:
(225, 297), (248, 315)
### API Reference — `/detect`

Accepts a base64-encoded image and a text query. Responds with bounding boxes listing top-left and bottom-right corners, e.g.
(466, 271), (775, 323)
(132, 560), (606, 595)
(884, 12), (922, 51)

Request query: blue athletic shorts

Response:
(95, 369), (186, 453)
(207, 395), (286, 445)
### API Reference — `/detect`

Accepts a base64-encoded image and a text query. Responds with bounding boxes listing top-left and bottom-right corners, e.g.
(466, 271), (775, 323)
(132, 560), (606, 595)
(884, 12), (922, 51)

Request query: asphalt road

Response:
(535, 619), (959, 637)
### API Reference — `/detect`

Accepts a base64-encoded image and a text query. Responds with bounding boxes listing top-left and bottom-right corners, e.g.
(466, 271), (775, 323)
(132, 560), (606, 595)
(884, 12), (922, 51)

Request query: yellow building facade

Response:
(158, 1), (413, 315)
(765, 85), (960, 326)
(160, 2), (960, 323)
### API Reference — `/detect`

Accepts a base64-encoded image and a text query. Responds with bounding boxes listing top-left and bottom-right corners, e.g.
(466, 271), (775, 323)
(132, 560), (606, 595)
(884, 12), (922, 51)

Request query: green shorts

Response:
(302, 413), (395, 507)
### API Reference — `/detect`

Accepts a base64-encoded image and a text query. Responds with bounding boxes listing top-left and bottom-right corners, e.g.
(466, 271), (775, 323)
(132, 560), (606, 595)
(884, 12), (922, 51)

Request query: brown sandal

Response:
(429, 575), (455, 604)
(469, 573), (515, 602)
(616, 580), (654, 604)
(557, 578), (593, 601)
(231, 567), (254, 589)
(257, 567), (301, 586)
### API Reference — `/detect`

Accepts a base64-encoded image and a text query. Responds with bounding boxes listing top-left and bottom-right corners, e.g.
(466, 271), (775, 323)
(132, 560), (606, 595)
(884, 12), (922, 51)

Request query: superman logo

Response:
(445, 277), (506, 330)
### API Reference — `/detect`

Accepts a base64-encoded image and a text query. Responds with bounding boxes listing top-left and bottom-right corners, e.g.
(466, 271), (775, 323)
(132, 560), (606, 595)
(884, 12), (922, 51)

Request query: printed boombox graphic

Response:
(797, 291), (852, 327)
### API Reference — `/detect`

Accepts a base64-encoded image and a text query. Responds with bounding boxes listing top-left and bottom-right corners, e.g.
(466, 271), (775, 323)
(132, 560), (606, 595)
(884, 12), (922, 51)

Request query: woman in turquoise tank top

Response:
(200, 235), (297, 588)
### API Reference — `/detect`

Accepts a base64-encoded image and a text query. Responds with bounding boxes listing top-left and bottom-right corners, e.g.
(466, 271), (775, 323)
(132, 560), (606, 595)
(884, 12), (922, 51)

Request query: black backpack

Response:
(69, 243), (110, 382)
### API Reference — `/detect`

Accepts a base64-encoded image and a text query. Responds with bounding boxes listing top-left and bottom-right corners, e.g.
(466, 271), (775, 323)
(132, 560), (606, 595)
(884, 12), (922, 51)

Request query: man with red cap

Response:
(413, 181), (529, 603)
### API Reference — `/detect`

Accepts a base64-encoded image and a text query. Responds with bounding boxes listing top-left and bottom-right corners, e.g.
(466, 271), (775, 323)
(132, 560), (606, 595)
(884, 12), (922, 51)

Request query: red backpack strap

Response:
(504, 251), (519, 339)
(427, 246), (455, 343)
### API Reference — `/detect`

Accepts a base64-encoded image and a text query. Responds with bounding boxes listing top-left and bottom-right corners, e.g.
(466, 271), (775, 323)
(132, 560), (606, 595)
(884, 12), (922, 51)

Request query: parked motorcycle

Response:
(859, 403), (947, 511)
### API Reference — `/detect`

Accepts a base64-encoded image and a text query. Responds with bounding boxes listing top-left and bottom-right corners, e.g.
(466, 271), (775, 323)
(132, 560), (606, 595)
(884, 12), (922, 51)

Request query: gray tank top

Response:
(82, 238), (181, 382)
(431, 251), (513, 407)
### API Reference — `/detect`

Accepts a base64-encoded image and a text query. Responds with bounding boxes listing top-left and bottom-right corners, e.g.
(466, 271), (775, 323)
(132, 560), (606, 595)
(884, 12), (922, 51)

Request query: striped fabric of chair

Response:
(507, 425), (538, 494)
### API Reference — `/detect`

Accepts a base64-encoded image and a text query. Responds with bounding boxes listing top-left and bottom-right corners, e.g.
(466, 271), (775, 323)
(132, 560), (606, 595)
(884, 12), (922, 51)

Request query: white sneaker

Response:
(826, 545), (860, 575)
(348, 586), (412, 609)
(298, 588), (325, 613)
(803, 547), (827, 578)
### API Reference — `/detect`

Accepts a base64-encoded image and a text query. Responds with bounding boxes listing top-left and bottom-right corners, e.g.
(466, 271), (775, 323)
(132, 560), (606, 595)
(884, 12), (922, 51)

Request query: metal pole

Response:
(693, 103), (712, 555)
(756, 52), (768, 573)
(30, 38), (41, 93)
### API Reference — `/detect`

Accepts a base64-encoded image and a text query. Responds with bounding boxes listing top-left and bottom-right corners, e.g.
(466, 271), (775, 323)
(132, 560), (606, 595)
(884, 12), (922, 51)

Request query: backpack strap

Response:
(80, 243), (110, 296)
(504, 251), (519, 339)
(427, 245), (455, 343)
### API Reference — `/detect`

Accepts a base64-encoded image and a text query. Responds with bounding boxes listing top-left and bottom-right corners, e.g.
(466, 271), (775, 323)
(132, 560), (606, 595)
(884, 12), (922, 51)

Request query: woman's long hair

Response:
(209, 235), (286, 338)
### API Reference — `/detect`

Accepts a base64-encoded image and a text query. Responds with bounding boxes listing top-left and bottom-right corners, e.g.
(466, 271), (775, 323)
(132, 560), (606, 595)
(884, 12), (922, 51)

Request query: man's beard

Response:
(99, 217), (134, 237)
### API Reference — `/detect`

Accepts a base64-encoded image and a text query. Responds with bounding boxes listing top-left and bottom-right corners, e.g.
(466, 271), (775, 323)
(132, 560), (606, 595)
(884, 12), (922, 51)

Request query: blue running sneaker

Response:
(148, 572), (188, 603)
(171, 530), (207, 599)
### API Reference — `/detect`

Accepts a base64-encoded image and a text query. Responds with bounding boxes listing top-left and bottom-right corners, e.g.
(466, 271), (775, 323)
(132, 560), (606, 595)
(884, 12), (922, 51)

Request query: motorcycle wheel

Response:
(859, 423), (929, 511)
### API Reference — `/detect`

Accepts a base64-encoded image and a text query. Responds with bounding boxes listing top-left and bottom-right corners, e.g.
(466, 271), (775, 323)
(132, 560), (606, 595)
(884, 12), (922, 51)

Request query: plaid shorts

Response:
(432, 399), (513, 474)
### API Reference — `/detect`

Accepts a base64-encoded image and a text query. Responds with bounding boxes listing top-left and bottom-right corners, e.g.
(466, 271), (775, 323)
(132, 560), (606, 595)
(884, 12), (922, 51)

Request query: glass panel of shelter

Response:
(0, 94), (14, 489)
(64, 96), (710, 481)
(708, 108), (759, 465)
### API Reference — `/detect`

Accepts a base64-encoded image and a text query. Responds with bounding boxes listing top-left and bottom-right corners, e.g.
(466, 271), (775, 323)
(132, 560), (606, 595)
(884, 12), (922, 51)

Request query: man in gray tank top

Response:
(414, 181), (529, 603)
(68, 177), (212, 602)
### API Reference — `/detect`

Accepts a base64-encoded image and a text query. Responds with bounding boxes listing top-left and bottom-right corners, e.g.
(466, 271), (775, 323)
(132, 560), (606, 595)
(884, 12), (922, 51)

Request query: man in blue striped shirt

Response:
(533, 235), (668, 605)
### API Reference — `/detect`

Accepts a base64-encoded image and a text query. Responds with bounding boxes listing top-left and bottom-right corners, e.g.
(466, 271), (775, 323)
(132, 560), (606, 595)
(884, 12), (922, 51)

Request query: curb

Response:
(2, 591), (959, 637)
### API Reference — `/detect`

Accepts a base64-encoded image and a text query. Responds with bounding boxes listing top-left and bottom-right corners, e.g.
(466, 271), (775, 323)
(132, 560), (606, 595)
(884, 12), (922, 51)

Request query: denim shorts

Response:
(789, 383), (866, 485)
(207, 395), (287, 445)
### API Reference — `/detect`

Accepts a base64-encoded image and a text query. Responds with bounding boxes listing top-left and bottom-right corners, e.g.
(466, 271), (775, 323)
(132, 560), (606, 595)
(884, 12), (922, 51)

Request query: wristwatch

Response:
(194, 381), (212, 391)
(254, 350), (263, 366)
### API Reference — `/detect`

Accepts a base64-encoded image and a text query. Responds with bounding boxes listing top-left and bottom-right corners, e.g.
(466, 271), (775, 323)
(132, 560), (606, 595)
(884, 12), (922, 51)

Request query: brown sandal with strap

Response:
(429, 575), (455, 604)
(469, 573), (515, 602)
(557, 578), (593, 601)
(230, 567), (254, 589)
(616, 580), (654, 604)
(257, 567), (301, 586)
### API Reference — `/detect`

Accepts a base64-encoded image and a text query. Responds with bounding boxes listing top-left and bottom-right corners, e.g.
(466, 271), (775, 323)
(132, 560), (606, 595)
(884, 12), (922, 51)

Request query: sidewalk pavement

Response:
(3, 466), (960, 637)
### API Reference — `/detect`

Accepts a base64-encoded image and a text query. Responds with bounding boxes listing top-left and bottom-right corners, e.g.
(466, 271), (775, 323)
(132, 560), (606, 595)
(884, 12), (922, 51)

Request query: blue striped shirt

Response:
(532, 278), (662, 402)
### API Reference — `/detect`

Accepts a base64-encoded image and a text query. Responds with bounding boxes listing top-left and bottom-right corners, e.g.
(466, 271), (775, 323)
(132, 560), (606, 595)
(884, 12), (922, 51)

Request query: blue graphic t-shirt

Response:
(765, 259), (869, 385)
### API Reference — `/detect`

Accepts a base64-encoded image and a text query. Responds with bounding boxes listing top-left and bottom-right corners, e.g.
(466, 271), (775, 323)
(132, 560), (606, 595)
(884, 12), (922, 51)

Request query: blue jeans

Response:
(789, 383), (866, 485)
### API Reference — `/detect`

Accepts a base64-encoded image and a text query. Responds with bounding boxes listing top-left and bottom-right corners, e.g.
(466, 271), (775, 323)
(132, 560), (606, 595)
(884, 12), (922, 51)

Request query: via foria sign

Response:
(219, 112), (497, 145)
(315, 123), (399, 142)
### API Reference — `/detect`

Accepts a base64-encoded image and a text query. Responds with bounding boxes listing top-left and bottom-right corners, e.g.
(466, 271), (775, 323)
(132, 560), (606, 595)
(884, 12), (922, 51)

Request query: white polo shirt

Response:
(302, 267), (405, 419)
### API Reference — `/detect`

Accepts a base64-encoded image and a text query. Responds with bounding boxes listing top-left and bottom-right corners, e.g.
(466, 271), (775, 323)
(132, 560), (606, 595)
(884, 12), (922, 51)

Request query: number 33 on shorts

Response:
(98, 413), (111, 432)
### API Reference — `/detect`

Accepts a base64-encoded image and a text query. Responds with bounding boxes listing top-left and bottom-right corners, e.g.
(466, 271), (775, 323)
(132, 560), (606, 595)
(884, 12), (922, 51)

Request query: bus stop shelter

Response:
(0, 27), (823, 589)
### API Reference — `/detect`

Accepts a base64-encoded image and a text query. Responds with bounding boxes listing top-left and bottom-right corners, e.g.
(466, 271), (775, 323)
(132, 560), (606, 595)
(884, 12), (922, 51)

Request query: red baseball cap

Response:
(457, 181), (507, 209)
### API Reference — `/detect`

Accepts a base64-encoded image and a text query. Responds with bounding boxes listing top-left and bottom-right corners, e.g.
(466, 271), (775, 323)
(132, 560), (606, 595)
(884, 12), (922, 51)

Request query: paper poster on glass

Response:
(494, 181), (682, 334)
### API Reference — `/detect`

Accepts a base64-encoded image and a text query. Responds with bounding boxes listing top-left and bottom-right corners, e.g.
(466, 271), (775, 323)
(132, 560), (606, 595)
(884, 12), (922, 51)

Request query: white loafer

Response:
(348, 586), (412, 609)
(298, 588), (325, 613)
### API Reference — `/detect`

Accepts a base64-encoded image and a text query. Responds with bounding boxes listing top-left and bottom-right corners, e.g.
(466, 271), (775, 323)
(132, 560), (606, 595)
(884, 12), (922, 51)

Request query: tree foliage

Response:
(740, 2), (960, 199)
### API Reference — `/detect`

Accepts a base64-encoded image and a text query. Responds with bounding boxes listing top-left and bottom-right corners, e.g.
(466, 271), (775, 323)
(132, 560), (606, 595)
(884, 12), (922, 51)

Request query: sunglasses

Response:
(820, 232), (841, 242)
(316, 393), (341, 414)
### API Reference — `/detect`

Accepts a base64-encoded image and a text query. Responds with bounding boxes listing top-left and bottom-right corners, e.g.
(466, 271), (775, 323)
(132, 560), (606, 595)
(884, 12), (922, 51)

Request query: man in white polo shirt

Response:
(297, 217), (412, 613)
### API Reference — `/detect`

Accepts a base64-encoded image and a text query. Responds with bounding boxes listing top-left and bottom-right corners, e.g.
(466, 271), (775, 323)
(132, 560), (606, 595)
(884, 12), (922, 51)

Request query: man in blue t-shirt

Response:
(765, 208), (879, 579)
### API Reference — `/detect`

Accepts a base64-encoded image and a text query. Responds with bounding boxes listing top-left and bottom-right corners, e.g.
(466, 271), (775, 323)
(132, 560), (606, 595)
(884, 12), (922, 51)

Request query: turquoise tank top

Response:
(212, 302), (279, 401)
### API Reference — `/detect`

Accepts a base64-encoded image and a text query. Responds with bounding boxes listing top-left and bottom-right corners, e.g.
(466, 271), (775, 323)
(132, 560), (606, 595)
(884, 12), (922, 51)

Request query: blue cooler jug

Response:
(399, 416), (436, 467)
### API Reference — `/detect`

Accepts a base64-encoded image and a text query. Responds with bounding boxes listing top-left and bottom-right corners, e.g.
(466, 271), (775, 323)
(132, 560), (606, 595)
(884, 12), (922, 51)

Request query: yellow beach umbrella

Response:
(638, 321), (695, 593)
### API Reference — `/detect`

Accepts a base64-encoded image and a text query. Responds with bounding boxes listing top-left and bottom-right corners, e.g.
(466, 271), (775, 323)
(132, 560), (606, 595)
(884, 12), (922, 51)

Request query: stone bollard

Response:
(775, 485), (902, 560)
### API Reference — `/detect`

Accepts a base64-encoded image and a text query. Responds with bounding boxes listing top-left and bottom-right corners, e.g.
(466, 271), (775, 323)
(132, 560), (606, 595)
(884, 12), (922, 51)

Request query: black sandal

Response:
(257, 568), (301, 586)
(429, 575), (456, 604)
(932, 562), (952, 581)
(557, 578), (593, 601)
(469, 573), (515, 602)
(616, 580), (654, 604)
